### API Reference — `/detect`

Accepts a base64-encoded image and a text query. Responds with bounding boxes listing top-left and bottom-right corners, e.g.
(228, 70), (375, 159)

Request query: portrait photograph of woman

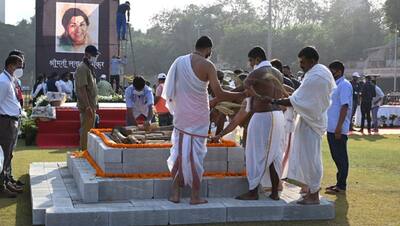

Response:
(55, 2), (99, 53)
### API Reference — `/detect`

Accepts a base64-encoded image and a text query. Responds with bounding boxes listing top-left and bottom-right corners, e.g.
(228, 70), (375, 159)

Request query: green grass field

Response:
(0, 135), (399, 226)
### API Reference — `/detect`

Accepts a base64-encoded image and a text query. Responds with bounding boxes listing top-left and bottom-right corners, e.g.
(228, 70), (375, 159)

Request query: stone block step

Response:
(31, 162), (335, 226)
(87, 133), (246, 175)
(68, 154), (248, 202)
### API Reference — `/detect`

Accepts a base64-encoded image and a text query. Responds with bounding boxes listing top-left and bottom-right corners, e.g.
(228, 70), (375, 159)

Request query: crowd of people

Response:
(31, 71), (75, 105)
(0, 35), (387, 203)
(350, 73), (385, 134)
(160, 36), (385, 205)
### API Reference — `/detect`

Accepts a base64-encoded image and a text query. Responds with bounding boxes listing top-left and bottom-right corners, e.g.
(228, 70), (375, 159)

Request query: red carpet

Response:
(37, 106), (127, 148)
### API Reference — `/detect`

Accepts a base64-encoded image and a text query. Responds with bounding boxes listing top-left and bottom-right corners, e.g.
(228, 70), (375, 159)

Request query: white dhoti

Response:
(167, 129), (208, 188)
(287, 118), (322, 193)
(162, 54), (210, 188)
(281, 108), (296, 179)
(246, 111), (285, 190)
(287, 64), (336, 194)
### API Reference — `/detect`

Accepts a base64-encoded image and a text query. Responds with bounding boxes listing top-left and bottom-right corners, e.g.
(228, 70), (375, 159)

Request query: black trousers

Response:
(360, 101), (372, 131)
(0, 117), (18, 185)
(327, 133), (349, 190)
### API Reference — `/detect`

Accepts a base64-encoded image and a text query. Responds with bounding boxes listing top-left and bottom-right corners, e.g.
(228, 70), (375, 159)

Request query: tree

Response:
(323, 0), (384, 61)
(384, 0), (400, 31)
(259, 0), (326, 30)
(0, 17), (36, 86)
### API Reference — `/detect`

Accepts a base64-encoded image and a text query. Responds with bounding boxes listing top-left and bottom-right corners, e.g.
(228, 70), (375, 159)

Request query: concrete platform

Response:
(67, 153), (248, 202)
(87, 133), (246, 175)
(31, 162), (335, 226)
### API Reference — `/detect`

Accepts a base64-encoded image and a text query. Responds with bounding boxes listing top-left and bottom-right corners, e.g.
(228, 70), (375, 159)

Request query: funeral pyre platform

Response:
(30, 127), (335, 226)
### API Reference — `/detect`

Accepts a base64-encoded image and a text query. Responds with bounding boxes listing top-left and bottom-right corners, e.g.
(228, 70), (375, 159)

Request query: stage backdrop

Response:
(36, 0), (119, 78)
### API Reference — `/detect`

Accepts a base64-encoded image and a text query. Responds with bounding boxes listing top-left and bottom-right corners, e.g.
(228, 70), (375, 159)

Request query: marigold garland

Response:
(90, 128), (238, 149)
(73, 150), (246, 179)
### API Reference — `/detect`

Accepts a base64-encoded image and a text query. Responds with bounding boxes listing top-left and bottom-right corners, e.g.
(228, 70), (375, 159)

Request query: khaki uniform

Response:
(75, 62), (98, 150)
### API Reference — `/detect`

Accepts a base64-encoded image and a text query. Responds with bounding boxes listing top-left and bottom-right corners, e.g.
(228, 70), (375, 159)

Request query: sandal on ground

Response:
(325, 186), (346, 194)
(325, 185), (336, 190)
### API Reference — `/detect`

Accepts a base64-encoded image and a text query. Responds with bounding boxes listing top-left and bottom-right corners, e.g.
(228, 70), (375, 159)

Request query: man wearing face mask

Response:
(326, 61), (352, 194)
(75, 45), (99, 151)
(5, 50), (26, 190)
(8, 50), (25, 107)
(270, 47), (336, 205)
(125, 76), (154, 128)
(0, 55), (24, 198)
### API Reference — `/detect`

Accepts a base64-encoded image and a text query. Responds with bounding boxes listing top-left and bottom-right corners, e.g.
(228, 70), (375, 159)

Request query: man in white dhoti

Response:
(162, 36), (247, 205)
(230, 47), (287, 201)
(271, 46), (336, 205)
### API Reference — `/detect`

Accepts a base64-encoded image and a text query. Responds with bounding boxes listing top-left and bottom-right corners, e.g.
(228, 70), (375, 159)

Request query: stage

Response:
(36, 103), (127, 148)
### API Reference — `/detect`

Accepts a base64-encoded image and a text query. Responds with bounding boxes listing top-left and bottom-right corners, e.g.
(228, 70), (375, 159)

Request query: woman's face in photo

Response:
(67, 16), (88, 45)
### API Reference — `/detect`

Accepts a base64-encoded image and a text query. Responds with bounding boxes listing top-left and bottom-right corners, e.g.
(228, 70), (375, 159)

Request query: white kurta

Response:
(287, 64), (336, 193)
(162, 54), (210, 188)
(246, 111), (285, 190)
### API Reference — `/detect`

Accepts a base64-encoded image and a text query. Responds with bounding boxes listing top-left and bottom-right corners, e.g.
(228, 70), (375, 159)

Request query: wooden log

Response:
(133, 134), (146, 143)
(145, 136), (171, 141)
(118, 127), (134, 137)
(110, 134), (121, 143)
(111, 128), (131, 144)
(127, 135), (141, 144)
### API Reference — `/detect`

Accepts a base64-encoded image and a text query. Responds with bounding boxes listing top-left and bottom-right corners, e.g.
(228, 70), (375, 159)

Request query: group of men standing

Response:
(0, 36), (361, 206)
(163, 36), (353, 205)
(350, 73), (385, 134)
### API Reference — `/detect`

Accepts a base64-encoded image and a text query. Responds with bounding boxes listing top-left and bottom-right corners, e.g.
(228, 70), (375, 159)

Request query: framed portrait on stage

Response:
(55, 2), (99, 53)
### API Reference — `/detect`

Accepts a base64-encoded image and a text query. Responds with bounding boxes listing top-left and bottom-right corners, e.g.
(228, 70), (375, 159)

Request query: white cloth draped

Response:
(163, 54), (210, 187)
(287, 64), (336, 193)
(162, 54), (210, 136)
(167, 129), (207, 188)
(281, 108), (296, 179)
(289, 64), (336, 136)
(254, 60), (272, 70)
(288, 118), (323, 193)
(246, 111), (285, 190)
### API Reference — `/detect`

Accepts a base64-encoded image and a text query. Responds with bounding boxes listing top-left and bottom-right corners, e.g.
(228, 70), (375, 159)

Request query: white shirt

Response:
(125, 85), (154, 118)
(56, 80), (74, 99)
(0, 70), (21, 117)
(31, 82), (47, 98)
(372, 85), (384, 108)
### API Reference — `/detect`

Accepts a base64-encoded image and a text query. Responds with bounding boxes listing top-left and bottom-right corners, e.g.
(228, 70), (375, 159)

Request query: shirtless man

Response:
(235, 47), (286, 200)
(162, 36), (247, 204)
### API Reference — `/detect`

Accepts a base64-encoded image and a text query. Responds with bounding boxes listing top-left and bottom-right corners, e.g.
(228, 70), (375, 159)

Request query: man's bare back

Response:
(191, 53), (214, 82)
(245, 67), (285, 113)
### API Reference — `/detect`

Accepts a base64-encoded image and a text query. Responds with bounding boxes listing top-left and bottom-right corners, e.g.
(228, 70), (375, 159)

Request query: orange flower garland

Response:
(80, 129), (244, 178)
(73, 150), (246, 179)
(90, 128), (238, 149)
